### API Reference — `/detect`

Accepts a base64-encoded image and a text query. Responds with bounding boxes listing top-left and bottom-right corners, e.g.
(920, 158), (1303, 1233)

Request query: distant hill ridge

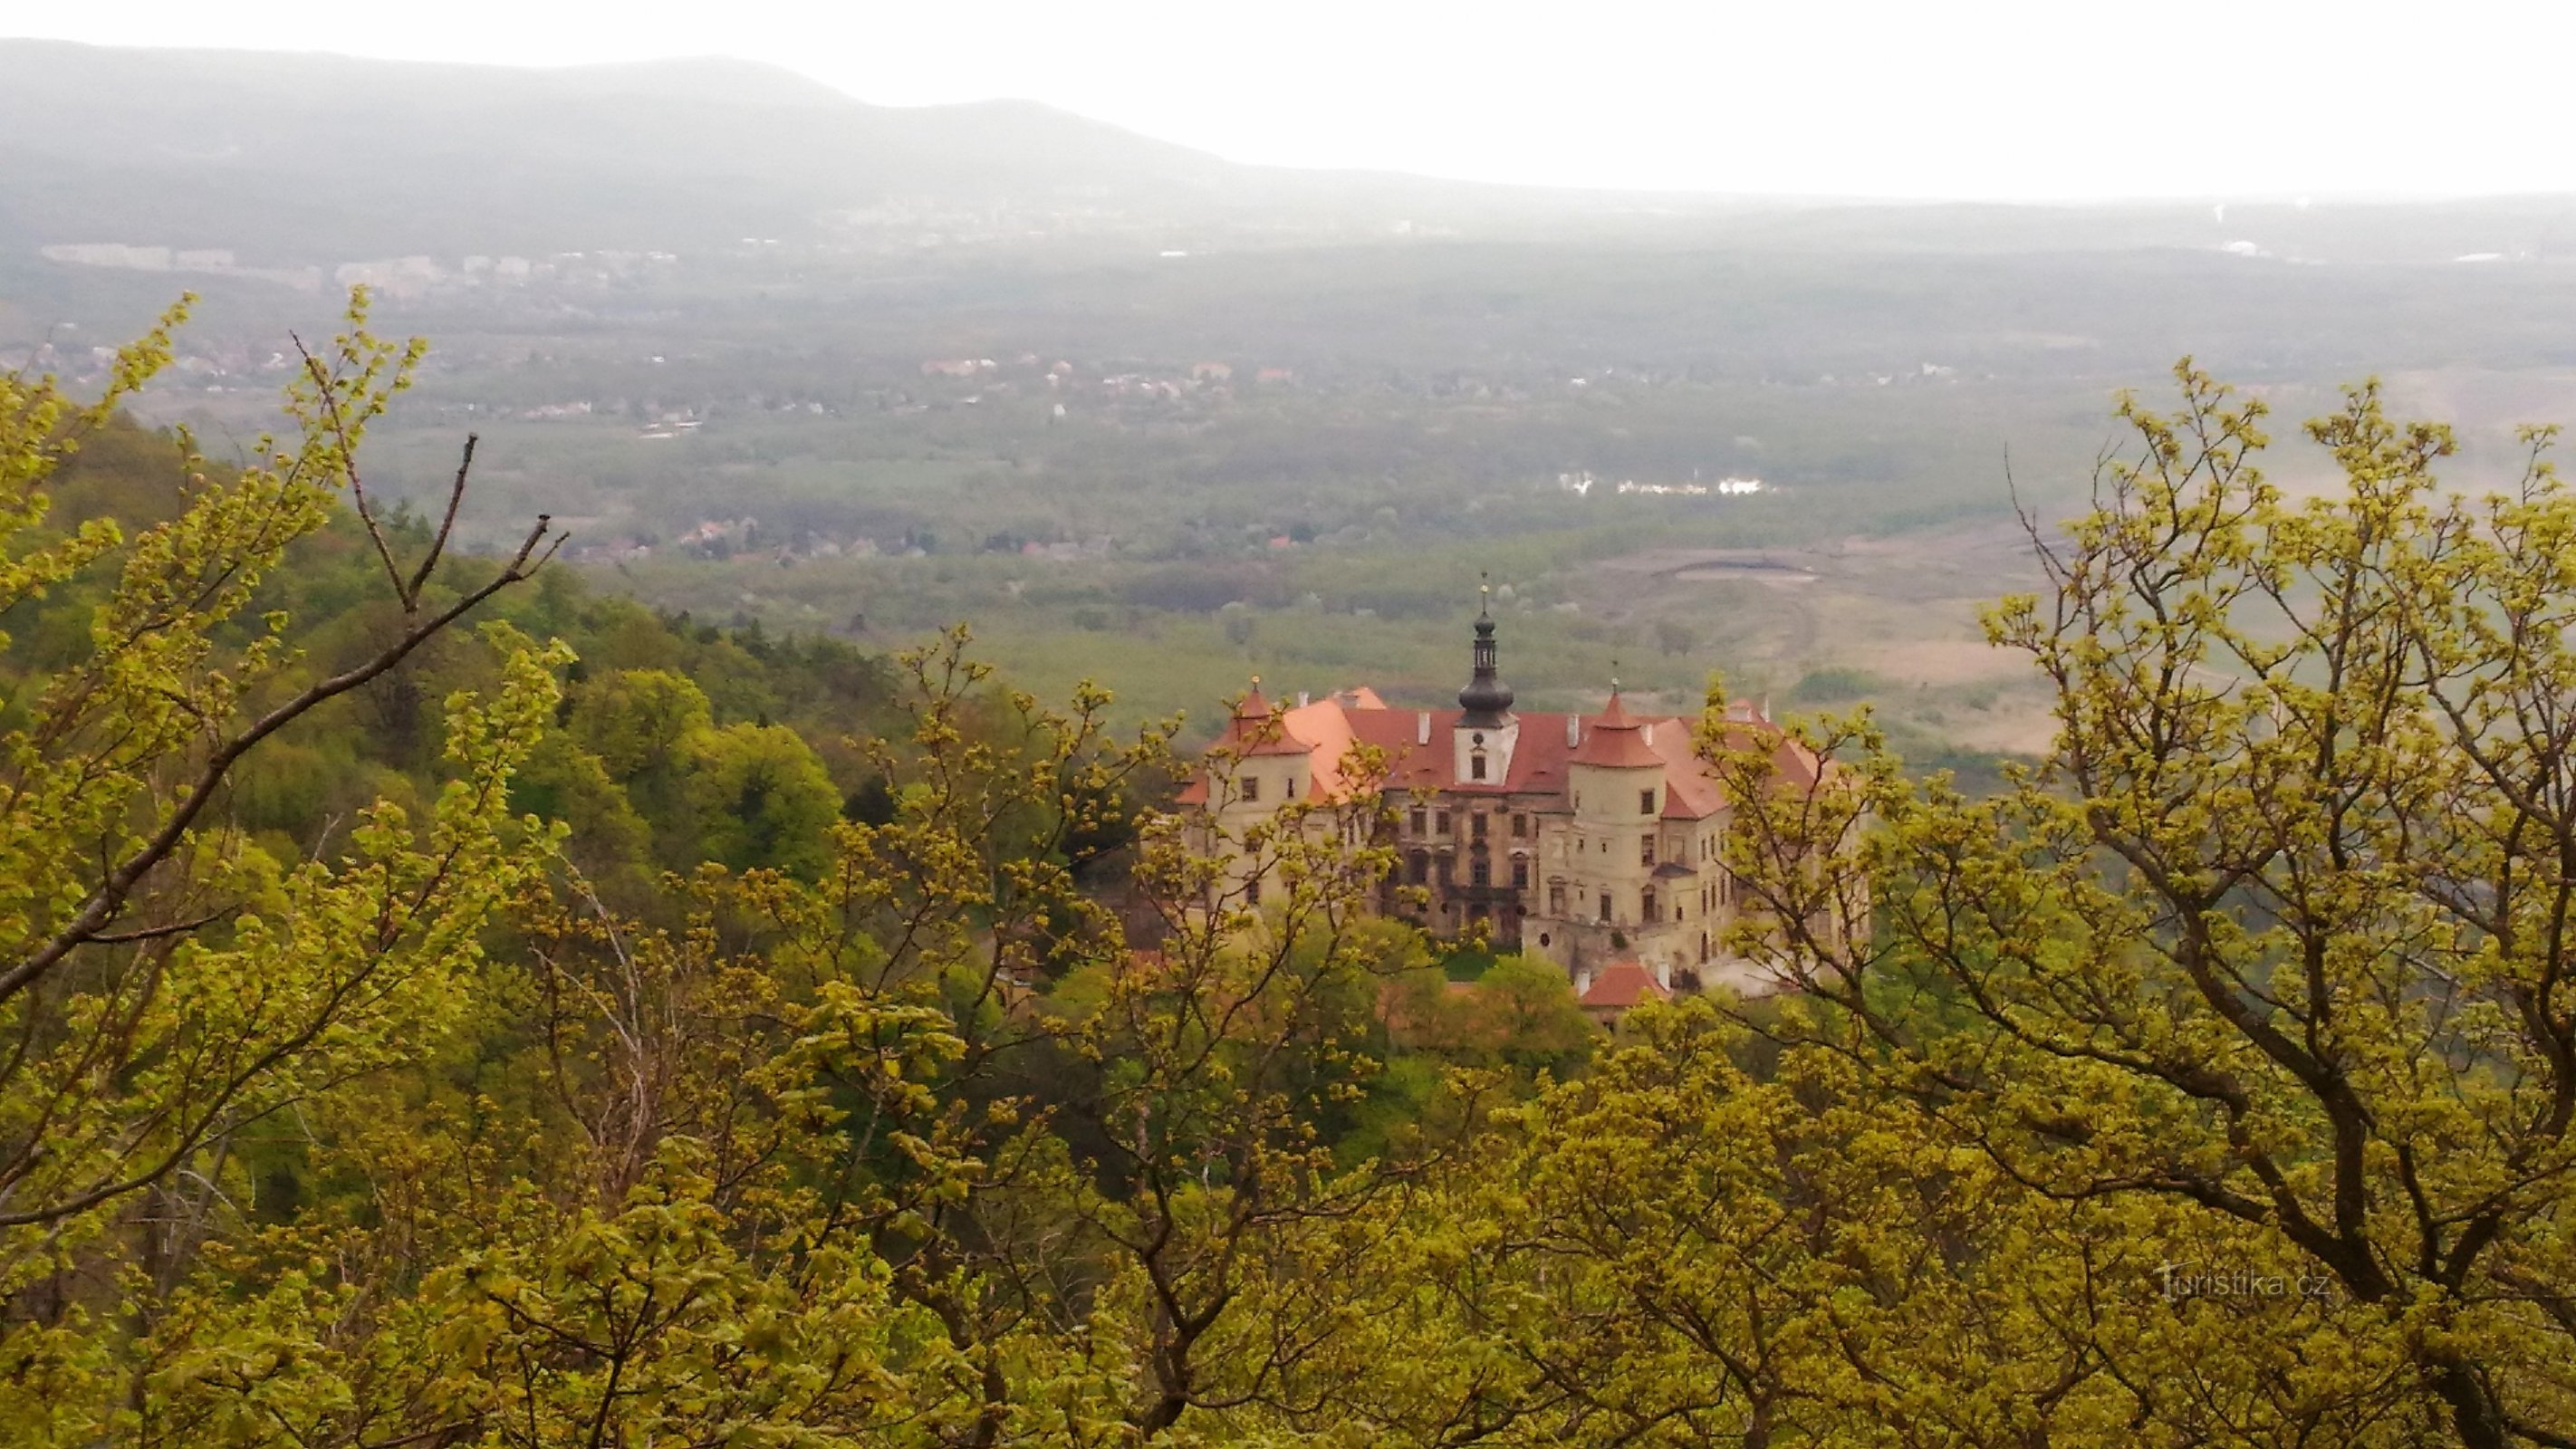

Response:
(11, 39), (2576, 283)
(0, 40), (1262, 259)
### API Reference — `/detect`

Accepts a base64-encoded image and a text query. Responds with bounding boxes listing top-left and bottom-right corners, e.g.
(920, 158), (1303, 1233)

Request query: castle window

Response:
(1471, 813), (1488, 840)
(1471, 855), (1491, 887)
(1409, 807), (1427, 836)
(1549, 884), (1566, 915)
(1245, 876), (1262, 907)
(1470, 752), (1488, 780)
(1513, 857), (1531, 889)
(1242, 775), (1260, 802)
(1642, 888), (1658, 922)
(1639, 788), (1657, 816)
(1408, 851), (1430, 885)
(1511, 813), (1528, 838)
(1436, 811), (1450, 835)
(1598, 892), (1613, 924)
(1640, 834), (1656, 867)
(1539, 932), (1552, 948)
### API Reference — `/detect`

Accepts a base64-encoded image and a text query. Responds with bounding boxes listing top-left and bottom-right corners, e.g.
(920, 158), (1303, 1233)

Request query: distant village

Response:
(34, 240), (682, 297)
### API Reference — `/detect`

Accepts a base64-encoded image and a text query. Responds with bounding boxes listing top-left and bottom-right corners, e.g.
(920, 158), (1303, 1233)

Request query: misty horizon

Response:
(11, 1), (2576, 203)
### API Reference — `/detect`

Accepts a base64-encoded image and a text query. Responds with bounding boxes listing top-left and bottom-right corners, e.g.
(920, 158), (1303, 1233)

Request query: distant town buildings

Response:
(1556, 470), (1764, 498)
(37, 240), (679, 298)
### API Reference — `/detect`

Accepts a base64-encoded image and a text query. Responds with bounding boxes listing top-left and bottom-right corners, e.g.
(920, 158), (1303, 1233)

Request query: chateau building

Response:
(1178, 595), (1831, 996)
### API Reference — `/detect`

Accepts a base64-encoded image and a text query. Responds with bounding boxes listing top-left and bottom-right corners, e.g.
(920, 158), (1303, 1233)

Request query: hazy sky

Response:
(13, 1), (2573, 199)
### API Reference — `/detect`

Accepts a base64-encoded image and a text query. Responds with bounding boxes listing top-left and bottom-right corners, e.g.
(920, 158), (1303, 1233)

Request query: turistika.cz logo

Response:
(2156, 1261), (2339, 1303)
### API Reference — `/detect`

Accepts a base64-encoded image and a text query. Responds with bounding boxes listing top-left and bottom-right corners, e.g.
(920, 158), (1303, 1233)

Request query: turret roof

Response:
(1570, 690), (1665, 769)
(1225, 678), (1317, 757)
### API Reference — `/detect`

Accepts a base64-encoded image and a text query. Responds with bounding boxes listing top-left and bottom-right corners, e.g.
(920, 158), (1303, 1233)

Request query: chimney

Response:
(1654, 959), (1671, 990)
(1417, 711), (1431, 745)
(1297, 690), (1310, 708)
(1566, 714), (1581, 747)
(1574, 967), (1593, 996)
(1643, 723), (1655, 745)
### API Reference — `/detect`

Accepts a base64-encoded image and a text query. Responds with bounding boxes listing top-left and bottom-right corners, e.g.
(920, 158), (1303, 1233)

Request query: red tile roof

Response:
(1570, 690), (1665, 769)
(1189, 685), (1812, 820)
(1579, 959), (1671, 1010)
(1222, 681), (1320, 759)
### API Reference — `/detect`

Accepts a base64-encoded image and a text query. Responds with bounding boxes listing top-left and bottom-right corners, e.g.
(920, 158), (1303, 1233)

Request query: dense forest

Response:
(7, 300), (2576, 1448)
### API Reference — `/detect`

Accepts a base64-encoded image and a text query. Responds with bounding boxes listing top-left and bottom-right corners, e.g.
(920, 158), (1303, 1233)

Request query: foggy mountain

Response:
(14, 40), (2576, 273)
(0, 40), (1432, 260)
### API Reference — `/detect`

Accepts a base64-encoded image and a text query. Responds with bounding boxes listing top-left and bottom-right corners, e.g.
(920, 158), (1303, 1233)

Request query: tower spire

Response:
(1457, 576), (1514, 727)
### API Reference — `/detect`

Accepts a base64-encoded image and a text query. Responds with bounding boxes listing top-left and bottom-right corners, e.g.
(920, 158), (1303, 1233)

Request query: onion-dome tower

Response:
(1456, 583), (1515, 727)
(1453, 581), (1520, 788)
